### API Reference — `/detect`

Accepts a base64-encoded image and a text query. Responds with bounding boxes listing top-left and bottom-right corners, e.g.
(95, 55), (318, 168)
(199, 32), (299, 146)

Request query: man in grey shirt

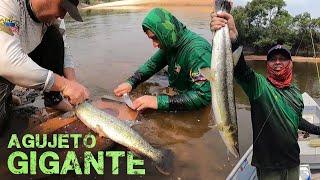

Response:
(0, 0), (90, 133)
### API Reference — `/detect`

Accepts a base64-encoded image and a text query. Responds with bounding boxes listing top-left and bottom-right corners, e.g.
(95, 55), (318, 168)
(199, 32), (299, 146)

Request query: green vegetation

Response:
(232, 0), (320, 56)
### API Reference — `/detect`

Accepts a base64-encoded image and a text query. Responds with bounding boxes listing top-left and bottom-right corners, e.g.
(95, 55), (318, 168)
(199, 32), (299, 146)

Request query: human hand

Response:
(62, 80), (90, 105)
(132, 95), (158, 111)
(114, 82), (132, 97)
(210, 11), (238, 42)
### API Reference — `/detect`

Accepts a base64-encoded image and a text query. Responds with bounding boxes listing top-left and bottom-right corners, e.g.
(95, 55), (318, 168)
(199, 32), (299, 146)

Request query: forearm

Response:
(299, 118), (320, 135)
(127, 71), (148, 89)
(0, 34), (55, 91)
(50, 74), (67, 92)
(157, 91), (210, 111)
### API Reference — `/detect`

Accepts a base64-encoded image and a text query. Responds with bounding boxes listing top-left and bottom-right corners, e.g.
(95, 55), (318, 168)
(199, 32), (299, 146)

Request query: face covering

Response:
(267, 60), (293, 89)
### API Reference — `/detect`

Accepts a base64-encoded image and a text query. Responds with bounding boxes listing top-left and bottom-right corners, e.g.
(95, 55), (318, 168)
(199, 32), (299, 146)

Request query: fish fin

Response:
(199, 68), (215, 82)
(227, 151), (230, 161)
(232, 46), (243, 66)
(208, 118), (216, 128)
(96, 125), (107, 138)
(155, 149), (174, 176)
(227, 146), (240, 159)
(227, 149), (240, 159)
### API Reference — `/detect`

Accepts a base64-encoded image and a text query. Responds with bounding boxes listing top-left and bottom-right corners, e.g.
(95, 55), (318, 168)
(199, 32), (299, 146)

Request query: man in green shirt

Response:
(211, 11), (307, 180)
(114, 8), (212, 111)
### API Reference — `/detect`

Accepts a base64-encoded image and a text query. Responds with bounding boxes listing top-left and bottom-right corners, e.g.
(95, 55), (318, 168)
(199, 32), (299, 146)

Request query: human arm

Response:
(64, 68), (76, 81)
(298, 118), (320, 135)
(0, 32), (88, 105)
(133, 51), (212, 111)
(157, 83), (211, 111)
(50, 74), (89, 105)
(0, 29), (55, 91)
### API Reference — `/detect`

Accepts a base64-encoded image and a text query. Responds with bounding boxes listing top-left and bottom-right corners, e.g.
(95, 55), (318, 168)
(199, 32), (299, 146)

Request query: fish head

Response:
(74, 101), (93, 118)
(215, 0), (232, 13)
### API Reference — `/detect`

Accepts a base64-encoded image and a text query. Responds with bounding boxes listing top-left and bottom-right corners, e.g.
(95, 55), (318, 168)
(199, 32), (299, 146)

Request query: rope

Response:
(252, 106), (274, 146)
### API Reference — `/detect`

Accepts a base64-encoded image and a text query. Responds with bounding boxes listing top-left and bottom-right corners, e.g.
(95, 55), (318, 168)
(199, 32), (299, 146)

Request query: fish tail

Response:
(155, 149), (174, 176)
(230, 144), (240, 158)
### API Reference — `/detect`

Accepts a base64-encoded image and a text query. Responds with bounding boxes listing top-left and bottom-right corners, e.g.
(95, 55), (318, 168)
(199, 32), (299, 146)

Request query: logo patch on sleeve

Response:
(174, 64), (181, 74)
(0, 16), (19, 36)
(190, 70), (207, 83)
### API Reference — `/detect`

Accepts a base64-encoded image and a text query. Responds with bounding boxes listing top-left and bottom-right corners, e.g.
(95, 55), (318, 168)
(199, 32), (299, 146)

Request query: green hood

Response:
(142, 8), (188, 50)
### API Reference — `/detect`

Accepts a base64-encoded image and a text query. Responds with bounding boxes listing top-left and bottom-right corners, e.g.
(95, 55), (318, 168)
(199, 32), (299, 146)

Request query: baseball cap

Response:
(267, 44), (292, 61)
(61, 0), (83, 22)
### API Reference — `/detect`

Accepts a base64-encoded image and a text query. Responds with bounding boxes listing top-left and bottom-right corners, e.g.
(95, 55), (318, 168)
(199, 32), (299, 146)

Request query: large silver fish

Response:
(75, 101), (173, 175)
(201, 0), (242, 158)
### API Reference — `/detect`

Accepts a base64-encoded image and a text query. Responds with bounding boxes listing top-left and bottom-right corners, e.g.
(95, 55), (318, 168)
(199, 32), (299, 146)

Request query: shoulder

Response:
(0, 0), (22, 36)
(290, 84), (303, 101)
(186, 46), (211, 64)
(0, 0), (20, 19)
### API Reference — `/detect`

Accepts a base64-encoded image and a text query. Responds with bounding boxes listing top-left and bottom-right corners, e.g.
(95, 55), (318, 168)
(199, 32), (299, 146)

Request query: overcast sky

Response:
(234, 0), (320, 18)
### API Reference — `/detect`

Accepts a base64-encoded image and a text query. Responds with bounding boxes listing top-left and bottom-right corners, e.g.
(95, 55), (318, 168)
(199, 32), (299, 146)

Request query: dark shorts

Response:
(0, 25), (65, 129)
(257, 166), (299, 180)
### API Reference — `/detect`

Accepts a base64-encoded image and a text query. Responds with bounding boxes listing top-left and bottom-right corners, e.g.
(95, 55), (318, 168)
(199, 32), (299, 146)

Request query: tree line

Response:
(232, 0), (320, 56)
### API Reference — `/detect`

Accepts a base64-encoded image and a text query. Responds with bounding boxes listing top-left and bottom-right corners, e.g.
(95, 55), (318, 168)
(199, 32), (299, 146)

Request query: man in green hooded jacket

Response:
(114, 8), (212, 111)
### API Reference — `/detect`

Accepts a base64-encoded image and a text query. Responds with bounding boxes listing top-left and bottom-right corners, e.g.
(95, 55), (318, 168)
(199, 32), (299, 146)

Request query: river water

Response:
(61, 6), (320, 180)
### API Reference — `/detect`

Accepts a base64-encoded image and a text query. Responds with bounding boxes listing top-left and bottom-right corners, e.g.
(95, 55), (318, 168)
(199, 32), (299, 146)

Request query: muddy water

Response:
(1, 6), (319, 180)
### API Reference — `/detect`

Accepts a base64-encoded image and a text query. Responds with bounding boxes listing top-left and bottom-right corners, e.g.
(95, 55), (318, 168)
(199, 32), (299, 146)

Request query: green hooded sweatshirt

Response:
(127, 8), (212, 111)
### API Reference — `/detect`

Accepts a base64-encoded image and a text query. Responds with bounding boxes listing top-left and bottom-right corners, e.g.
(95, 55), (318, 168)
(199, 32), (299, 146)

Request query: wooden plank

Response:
(309, 139), (320, 147)
(28, 116), (77, 134)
